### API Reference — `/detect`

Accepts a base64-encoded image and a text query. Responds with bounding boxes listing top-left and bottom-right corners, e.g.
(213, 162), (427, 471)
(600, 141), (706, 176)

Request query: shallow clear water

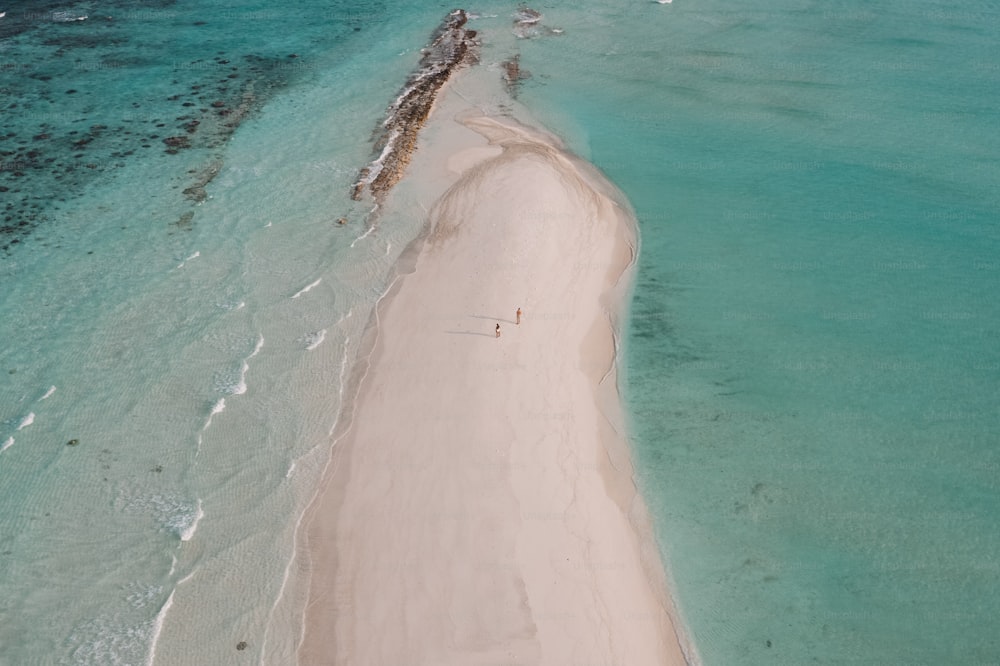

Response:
(3, 1), (999, 664)
(514, 1), (1000, 663)
(1, 1), (450, 662)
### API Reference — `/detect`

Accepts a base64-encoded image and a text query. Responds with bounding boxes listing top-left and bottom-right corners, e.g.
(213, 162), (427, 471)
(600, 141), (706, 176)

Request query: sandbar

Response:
(299, 85), (690, 666)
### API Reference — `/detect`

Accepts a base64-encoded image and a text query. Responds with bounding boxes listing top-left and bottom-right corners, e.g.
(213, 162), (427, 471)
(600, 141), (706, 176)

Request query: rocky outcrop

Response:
(351, 10), (479, 202)
(501, 53), (531, 95)
(512, 6), (562, 39)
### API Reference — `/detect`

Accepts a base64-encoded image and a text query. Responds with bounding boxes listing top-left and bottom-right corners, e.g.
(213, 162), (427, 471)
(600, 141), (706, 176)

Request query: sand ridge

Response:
(299, 97), (690, 665)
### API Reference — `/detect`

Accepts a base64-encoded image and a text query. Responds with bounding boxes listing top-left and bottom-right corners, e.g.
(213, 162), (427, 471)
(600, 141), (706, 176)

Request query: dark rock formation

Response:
(512, 6), (561, 39)
(172, 211), (195, 231)
(163, 135), (191, 152)
(514, 7), (543, 26)
(501, 54), (531, 95)
(181, 161), (222, 203)
(351, 9), (479, 202)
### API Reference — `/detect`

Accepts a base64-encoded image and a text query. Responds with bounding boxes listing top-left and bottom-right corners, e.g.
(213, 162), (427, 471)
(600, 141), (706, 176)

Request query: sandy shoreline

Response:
(298, 83), (690, 665)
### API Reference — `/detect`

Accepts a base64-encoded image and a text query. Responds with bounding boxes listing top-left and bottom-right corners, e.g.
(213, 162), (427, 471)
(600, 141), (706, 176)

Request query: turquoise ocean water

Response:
(512, 1), (1000, 664)
(2, 1), (998, 664)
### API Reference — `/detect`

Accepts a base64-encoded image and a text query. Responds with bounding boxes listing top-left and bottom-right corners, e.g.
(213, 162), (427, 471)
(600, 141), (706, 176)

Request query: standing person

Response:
(496, 323), (501, 338)
(516, 307), (522, 325)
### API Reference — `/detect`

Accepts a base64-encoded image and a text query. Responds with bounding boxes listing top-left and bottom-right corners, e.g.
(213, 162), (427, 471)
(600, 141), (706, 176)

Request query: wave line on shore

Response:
(144, 589), (175, 666)
(17, 412), (34, 431)
(291, 278), (321, 299)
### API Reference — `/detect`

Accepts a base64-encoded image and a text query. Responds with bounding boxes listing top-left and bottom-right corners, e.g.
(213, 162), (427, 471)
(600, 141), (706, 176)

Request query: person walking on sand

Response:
(496, 323), (501, 338)
(516, 307), (522, 325)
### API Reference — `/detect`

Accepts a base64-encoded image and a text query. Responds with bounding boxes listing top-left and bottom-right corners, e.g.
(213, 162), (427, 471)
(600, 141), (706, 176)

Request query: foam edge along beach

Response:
(295, 23), (695, 663)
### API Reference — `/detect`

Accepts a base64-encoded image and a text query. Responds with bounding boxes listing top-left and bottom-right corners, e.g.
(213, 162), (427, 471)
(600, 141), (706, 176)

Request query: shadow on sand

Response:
(469, 314), (516, 325)
(446, 330), (497, 338)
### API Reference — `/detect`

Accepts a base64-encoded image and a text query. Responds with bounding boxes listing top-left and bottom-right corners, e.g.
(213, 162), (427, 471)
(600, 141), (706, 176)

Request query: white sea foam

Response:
(328, 334), (352, 436)
(217, 299), (245, 311)
(339, 335), (351, 377)
(175, 251), (200, 269)
(145, 588), (175, 666)
(125, 583), (164, 610)
(180, 499), (204, 542)
(291, 278), (322, 299)
(285, 461), (296, 478)
(1, 437), (12, 453)
(65, 613), (152, 666)
(117, 490), (204, 543)
(17, 412), (34, 430)
(40, 385), (56, 400)
(305, 329), (326, 351)
(220, 334), (263, 395)
(231, 361), (250, 395)
(358, 126), (401, 190)
(250, 333), (264, 358)
(203, 398), (226, 430)
(514, 7), (543, 24)
(351, 223), (376, 248)
(258, 522), (300, 658)
(52, 11), (88, 22)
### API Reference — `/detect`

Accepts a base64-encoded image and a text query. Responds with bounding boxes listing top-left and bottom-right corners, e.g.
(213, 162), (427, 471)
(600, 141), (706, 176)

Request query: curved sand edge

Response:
(298, 90), (694, 665)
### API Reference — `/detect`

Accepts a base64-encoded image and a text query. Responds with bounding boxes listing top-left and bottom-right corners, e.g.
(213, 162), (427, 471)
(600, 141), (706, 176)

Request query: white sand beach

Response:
(299, 85), (690, 665)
